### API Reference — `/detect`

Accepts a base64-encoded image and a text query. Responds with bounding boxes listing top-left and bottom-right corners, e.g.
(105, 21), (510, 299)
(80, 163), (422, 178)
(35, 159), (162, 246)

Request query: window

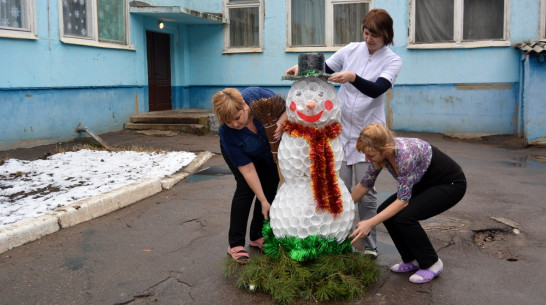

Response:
(409, 0), (510, 48)
(287, 0), (371, 51)
(0, 0), (37, 39)
(223, 0), (264, 53)
(59, 0), (132, 49)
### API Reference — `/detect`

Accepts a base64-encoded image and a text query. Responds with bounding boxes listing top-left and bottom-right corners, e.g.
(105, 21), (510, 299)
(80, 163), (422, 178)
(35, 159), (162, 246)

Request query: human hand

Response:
(273, 121), (283, 141)
(348, 220), (373, 244)
(261, 201), (271, 220)
(285, 65), (298, 76)
(274, 112), (287, 141)
(328, 71), (356, 84)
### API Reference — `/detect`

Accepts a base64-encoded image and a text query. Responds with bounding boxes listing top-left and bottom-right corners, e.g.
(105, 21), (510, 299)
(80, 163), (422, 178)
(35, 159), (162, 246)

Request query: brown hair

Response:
(212, 88), (245, 124)
(361, 9), (394, 46)
(356, 123), (395, 166)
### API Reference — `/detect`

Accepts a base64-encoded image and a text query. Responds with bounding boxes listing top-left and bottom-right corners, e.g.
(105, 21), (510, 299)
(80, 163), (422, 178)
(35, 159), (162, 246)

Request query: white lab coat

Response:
(326, 42), (402, 165)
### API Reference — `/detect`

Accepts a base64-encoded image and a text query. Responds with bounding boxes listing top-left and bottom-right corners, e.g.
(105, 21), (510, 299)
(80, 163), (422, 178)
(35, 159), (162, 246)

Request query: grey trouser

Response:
(339, 161), (378, 249)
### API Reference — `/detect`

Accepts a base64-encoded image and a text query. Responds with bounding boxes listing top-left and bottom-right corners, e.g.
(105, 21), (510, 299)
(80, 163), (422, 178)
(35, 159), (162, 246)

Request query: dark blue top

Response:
(219, 87), (276, 167)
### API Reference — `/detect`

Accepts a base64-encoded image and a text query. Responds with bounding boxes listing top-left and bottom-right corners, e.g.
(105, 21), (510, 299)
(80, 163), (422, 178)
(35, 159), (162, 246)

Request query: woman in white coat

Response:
(285, 9), (402, 257)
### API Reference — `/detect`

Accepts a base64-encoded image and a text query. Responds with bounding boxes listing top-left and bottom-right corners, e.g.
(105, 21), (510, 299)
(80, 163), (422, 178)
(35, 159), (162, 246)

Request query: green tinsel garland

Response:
(262, 220), (353, 262)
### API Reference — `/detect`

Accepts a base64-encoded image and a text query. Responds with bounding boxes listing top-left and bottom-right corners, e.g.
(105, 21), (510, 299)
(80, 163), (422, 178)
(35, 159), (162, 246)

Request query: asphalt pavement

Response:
(0, 129), (545, 305)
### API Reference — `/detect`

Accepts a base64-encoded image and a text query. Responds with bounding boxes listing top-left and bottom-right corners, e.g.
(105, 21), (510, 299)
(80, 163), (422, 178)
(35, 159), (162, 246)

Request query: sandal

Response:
(249, 237), (264, 251)
(409, 268), (443, 284)
(227, 246), (249, 264)
(390, 261), (419, 273)
(363, 247), (378, 259)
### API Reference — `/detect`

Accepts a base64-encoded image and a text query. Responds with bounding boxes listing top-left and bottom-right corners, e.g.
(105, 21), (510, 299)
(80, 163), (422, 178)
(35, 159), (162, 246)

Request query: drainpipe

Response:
(517, 53), (527, 140)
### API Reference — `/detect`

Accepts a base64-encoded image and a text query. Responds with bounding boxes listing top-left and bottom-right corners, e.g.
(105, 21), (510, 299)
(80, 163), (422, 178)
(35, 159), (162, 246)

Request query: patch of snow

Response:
(0, 149), (196, 227)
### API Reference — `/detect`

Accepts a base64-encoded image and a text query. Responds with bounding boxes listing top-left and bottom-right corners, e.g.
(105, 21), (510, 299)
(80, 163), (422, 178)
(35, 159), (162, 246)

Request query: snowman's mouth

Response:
(297, 110), (324, 123)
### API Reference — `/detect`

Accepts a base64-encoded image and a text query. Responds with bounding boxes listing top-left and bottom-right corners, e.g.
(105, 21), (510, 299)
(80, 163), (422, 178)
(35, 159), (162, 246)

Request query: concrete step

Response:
(124, 122), (209, 136)
(125, 109), (214, 136)
(130, 109), (211, 124)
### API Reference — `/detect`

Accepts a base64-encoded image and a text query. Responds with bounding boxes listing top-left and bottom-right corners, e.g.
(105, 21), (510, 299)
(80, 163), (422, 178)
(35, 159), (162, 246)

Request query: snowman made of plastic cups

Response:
(269, 53), (355, 250)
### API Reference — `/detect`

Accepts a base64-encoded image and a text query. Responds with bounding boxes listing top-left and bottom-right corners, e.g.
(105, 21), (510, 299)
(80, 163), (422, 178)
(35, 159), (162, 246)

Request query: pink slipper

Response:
(409, 268), (443, 284)
(227, 246), (249, 264)
(249, 237), (264, 251)
(390, 261), (419, 273)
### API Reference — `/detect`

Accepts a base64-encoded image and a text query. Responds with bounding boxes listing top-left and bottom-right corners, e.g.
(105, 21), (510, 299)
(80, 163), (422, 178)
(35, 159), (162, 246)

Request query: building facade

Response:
(1, 0), (544, 150)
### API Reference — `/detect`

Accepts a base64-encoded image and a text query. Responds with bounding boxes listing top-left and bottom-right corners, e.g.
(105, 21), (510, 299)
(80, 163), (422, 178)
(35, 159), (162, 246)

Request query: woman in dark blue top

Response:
(212, 87), (287, 264)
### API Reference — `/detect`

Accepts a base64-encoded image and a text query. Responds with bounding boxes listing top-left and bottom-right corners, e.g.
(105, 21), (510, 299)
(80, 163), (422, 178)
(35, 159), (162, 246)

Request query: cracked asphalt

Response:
(1, 130), (545, 305)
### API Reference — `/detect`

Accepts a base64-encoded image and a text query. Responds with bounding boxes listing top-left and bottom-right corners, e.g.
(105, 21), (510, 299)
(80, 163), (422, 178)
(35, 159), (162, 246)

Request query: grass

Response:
(224, 248), (379, 304)
(51, 143), (172, 155)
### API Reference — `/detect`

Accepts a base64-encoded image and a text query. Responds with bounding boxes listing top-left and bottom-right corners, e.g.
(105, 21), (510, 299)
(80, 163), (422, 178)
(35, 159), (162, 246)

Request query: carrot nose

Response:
(306, 101), (317, 109)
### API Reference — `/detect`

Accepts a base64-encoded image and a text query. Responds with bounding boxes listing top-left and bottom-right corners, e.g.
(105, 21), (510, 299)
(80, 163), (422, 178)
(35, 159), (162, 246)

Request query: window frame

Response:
(538, 0), (546, 41)
(408, 0), (511, 49)
(222, 0), (264, 54)
(58, 0), (134, 50)
(0, 0), (37, 40)
(285, 0), (373, 52)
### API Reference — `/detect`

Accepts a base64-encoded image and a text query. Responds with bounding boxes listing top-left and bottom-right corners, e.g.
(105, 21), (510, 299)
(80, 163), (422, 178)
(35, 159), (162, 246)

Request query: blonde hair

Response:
(356, 123), (395, 166)
(212, 88), (245, 124)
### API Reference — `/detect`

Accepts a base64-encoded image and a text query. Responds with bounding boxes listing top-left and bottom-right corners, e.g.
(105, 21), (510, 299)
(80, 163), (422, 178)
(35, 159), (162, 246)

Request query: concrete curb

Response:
(0, 151), (214, 254)
(0, 214), (60, 254)
(53, 178), (164, 229)
(160, 151), (214, 190)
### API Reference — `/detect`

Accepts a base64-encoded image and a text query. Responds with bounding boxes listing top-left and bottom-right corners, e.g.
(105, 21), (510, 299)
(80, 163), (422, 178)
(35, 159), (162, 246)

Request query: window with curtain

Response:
(291, 0), (325, 46)
(411, 0), (508, 47)
(0, 0), (36, 39)
(224, 0), (263, 52)
(333, 2), (369, 45)
(60, 0), (130, 48)
(288, 0), (371, 49)
(62, 0), (93, 38)
(414, 0), (454, 43)
(97, 0), (126, 44)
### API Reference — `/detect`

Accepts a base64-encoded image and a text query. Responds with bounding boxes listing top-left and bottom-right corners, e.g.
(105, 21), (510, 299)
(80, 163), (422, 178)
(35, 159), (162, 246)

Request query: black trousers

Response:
(221, 145), (280, 248)
(379, 180), (466, 269)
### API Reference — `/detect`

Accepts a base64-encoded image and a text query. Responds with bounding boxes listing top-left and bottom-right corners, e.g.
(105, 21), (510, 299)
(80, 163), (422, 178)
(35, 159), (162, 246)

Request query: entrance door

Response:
(146, 31), (172, 111)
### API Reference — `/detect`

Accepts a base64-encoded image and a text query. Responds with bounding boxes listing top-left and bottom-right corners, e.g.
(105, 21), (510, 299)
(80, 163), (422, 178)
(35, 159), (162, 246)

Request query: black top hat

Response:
(282, 53), (331, 80)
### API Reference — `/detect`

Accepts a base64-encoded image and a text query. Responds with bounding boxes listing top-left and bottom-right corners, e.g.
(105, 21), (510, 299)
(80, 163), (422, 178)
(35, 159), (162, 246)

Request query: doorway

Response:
(146, 31), (172, 111)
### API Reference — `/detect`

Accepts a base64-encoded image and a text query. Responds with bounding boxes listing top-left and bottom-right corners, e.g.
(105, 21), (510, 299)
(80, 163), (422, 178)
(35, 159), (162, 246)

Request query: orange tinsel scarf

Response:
(283, 121), (343, 216)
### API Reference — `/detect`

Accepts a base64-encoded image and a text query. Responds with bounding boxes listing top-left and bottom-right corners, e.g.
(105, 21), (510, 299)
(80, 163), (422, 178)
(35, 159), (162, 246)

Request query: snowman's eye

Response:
(317, 91), (324, 98)
(295, 91), (302, 97)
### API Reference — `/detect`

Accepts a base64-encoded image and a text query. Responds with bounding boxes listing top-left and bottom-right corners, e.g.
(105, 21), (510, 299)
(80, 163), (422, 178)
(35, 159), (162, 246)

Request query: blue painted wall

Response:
(1, 0), (544, 150)
(0, 87), (145, 150)
(390, 83), (518, 136)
